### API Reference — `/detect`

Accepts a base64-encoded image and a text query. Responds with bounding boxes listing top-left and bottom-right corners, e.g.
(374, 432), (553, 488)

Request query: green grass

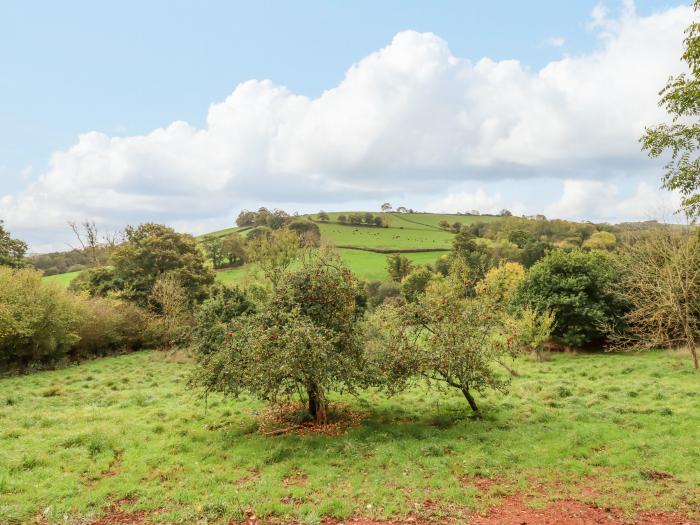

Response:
(1, 350), (699, 524)
(215, 249), (450, 284)
(42, 271), (80, 288)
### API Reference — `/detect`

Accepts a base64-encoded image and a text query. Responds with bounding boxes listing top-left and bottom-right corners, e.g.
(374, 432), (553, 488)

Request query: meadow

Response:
(1, 349), (698, 524)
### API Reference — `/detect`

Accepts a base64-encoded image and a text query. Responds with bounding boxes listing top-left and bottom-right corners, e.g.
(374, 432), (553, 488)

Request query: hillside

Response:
(43, 212), (498, 286)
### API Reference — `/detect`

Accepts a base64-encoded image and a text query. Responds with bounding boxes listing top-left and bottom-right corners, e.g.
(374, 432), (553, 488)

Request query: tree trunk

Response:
(690, 344), (699, 371)
(461, 386), (479, 413)
(306, 383), (327, 424)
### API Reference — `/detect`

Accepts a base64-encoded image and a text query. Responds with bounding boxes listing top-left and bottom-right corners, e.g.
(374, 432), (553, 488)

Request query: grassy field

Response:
(1, 350), (698, 524)
(42, 271), (80, 287)
(215, 249), (450, 284)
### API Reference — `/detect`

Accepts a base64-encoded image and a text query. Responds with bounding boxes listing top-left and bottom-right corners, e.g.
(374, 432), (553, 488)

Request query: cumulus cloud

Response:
(1, 1), (693, 249)
(427, 189), (509, 215)
(546, 179), (684, 223)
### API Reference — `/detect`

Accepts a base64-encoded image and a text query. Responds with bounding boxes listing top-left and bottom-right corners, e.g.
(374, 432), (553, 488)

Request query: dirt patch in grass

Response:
(257, 402), (364, 436)
(469, 496), (700, 524)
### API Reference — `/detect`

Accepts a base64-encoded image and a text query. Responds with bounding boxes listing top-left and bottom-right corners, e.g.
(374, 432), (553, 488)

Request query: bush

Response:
(364, 280), (402, 308)
(0, 267), (81, 368)
(72, 298), (150, 358)
(401, 267), (434, 302)
(194, 285), (254, 355)
(516, 249), (625, 347)
(0, 266), (154, 370)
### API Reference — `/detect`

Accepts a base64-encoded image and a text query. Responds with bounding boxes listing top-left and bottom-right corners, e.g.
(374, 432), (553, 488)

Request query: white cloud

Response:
(546, 179), (684, 223)
(427, 188), (507, 215)
(1, 2), (693, 249)
(546, 36), (566, 47)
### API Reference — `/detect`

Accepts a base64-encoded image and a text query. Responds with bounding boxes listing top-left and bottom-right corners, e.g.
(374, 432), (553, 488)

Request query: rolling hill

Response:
(41, 212), (497, 287)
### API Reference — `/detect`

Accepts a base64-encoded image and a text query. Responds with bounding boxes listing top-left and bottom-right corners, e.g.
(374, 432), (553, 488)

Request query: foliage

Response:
(193, 284), (254, 356)
(192, 252), (367, 423)
(108, 223), (215, 306)
(201, 236), (225, 268)
(451, 231), (492, 289)
(220, 233), (247, 266)
(475, 261), (525, 307)
(287, 219), (321, 247)
(0, 220), (27, 268)
(386, 253), (413, 282)
(246, 228), (302, 287)
(0, 267), (81, 367)
(364, 280), (402, 308)
(68, 266), (120, 297)
(368, 264), (547, 412)
(641, 0), (700, 218)
(516, 249), (625, 347)
(400, 266), (434, 302)
(149, 274), (194, 351)
(612, 227), (700, 369)
(317, 210), (330, 221)
(236, 207), (290, 229)
(583, 231), (617, 251)
(71, 298), (150, 358)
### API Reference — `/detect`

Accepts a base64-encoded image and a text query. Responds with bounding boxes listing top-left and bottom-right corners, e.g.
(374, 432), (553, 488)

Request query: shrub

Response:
(401, 267), (434, 302)
(193, 285), (254, 355)
(364, 280), (402, 308)
(0, 267), (81, 367)
(516, 249), (625, 347)
(287, 220), (321, 247)
(386, 254), (413, 282)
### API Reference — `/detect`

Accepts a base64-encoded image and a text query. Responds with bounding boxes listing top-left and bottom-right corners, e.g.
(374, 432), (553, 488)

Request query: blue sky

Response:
(0, 1), (692, 250)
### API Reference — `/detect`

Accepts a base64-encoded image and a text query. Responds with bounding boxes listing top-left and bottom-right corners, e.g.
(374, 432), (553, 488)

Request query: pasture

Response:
(1, 349), (698, 524)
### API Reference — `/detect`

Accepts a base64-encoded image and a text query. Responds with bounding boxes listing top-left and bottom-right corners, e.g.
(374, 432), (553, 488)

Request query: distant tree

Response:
(386, 253), (413, 282)
(475, 262), (525, 307)
(641, 1), (700, 218)
(267, 209), (290, 230)
(373, 216), (384, 227)
(246, 228), (301, 287)
(364, 280), (402, 308)
(349, 213), (363, 225)
(363, 212), (374, 224)
(519, 240), (548, 268)
(381, 202), (393, 212)
(396, 206), (408, 213)
(613, 228), (700, 370)
(433, 255), (451, 276)
(247, 225), (273, 242)
(583, 231), (617, 251)
(516, 249), (625, 347)
(451, 222), (462, 233)
(105, 223), (214, 306)
(401, 267), (434, 302)
(318, 210), (330, 222)
(499, 209), (513, 217)
(287, 219), (321, 247)
(68, 220), (102, 266)
(0, 220), (27, 268)
(438, 220), (451, 230)
(201, 236), (225, 268)
(337, 215), (348, 224)
(508, 229), (532, 249)
(236, 210), (256, 227)
(221, 234), (247, 266)
(191, 252), (367, 424)
(452, 231), (492, 290)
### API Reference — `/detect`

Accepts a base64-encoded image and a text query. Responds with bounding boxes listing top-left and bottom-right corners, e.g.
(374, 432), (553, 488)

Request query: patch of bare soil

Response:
(257, 402), (364, 436)
(469, 495), (699, 525)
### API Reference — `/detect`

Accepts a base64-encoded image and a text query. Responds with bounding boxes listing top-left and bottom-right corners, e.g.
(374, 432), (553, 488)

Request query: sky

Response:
(0, 0), (693, 252)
